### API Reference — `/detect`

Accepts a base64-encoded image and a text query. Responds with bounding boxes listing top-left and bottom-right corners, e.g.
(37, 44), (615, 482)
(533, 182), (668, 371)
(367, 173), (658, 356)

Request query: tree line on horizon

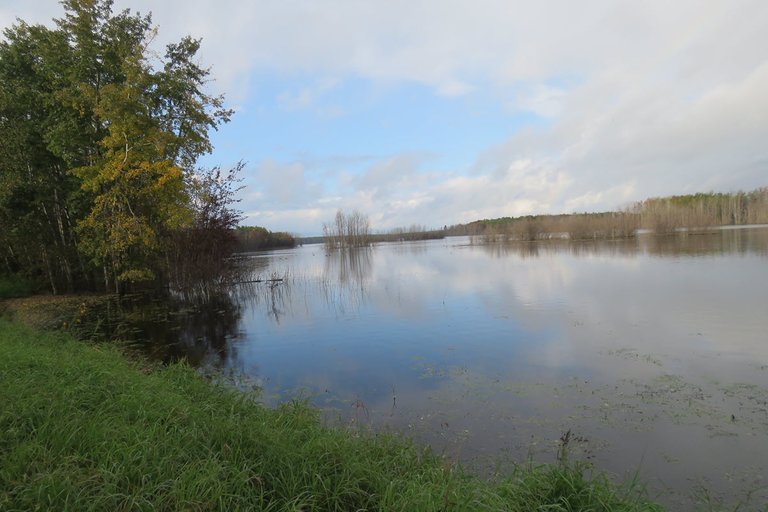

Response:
(445, 187), (768, 241)
(320, 212), (446, 249)
(316, 188), (768, 249)
(235, 226), (296, 252)
(0, 0), (241, 295)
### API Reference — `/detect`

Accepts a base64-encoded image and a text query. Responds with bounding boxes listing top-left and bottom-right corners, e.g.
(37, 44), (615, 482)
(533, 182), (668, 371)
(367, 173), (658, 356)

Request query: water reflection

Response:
(320, 248), (372, 315)
(477, 226), (768, 259)
(234, 280), (290, 324)
(115, 226), (768, 510)
(479, 239), (643, 259)
(640, 227), (768, 257)
(100, 293), (243, 369)
(325, 248), (372, 288)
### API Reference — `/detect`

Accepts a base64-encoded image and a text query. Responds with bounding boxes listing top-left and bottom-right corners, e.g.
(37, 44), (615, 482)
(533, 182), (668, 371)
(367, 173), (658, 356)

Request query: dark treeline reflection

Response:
(640, 227), (768, 257)
(126, 294), (242, 366)
(66, 252), (296, 371)
(476, 226), (768, 259)
(477, 239), (641, 259)
(70, 293), (243, 368)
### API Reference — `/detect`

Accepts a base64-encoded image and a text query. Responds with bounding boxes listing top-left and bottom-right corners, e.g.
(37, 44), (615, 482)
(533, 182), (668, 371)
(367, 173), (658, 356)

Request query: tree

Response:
(0, 0), (232, 293)
(167, 162), (244, 291)
(323, 210), (371, 249)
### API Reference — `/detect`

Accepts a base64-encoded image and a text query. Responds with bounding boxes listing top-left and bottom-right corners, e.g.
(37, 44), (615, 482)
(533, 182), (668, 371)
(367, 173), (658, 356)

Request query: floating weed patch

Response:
(607, 348), (664, 367)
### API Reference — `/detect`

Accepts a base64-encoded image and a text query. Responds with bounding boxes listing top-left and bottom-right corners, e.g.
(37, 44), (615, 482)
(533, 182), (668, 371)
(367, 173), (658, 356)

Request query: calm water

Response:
(130, 227), (768, 509)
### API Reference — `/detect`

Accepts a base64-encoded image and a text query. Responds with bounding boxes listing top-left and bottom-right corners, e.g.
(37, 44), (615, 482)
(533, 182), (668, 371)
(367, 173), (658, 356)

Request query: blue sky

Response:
(3, 1), (767, 235)
(215, 74), (531, 174)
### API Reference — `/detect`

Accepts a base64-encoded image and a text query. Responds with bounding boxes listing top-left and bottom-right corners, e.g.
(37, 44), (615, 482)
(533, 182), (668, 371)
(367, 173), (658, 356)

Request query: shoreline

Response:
(0, 318), (662, 511)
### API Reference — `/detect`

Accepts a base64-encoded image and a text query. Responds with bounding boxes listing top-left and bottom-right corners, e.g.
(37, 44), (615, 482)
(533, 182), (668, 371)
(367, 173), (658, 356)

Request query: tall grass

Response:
(0, 319), (663, 511)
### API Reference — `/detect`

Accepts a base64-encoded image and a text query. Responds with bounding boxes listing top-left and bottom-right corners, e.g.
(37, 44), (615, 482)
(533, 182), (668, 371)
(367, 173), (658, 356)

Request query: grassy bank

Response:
(0, 319), (662, 511)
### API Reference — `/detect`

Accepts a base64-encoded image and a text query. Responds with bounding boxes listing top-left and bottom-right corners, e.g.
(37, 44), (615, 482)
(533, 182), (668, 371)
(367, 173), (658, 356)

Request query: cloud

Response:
(277, 78), (340, 111)
(564, 183), (637, 213)
(248, 159), (322, 208)
(349, 153), (430, 199)
(513, 85), (568, 118)
(436, 80), (474, 97)
(242, 207), (327, 231)
(241, 152), (539, 233)
(8, 1), (768, 110)
(333, 154), (573, 230)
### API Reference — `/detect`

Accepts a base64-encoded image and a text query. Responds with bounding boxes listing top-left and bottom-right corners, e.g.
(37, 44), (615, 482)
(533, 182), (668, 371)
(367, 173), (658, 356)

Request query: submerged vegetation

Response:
(0, 319), (663, 511)
(323, 209), (372, 250)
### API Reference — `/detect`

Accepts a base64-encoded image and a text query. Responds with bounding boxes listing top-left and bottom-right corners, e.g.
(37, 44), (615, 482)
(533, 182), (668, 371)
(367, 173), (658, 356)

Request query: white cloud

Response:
(436, 80), (474, 97)
(242, 153), (568, 232)
(249, 160), (322, 208)
(349, 153), (430, 198)
(8, 1), (767, 111)
(242, 207), (329, 234)
(513, 85), (568, 118)
(564, 182), (637, 213)
(277, 78), (340, 111)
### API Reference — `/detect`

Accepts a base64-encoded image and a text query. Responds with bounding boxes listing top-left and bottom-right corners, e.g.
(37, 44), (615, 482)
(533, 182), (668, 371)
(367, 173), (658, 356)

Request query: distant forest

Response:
(445, 187), (768, 241)
(300, 187), (768, 248)
(235, 227), (295, 252)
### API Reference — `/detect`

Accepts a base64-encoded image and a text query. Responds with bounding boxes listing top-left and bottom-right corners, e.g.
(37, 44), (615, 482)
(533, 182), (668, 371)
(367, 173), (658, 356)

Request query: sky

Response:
(2, 1), (767, 235)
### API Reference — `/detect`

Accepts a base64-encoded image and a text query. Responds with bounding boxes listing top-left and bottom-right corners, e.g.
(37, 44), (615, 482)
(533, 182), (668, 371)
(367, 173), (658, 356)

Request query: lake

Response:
(127, 226), (768, 510)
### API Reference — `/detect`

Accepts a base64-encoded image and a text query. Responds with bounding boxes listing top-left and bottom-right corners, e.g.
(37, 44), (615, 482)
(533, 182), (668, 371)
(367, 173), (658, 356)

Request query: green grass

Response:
(0, 319), (663, 511)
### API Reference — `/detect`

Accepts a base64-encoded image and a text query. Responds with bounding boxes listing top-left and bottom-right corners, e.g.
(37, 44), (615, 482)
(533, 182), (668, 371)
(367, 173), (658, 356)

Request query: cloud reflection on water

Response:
(136, 227), (768, 509)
